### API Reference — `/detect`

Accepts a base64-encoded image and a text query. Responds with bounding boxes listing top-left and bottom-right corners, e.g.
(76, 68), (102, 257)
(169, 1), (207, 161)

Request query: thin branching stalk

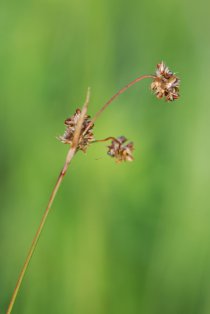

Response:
(94, 137), (121, 144)
(7, 62), (180, 313)
(83, 74), (155, 135)
(6, 89), (90, 314)
(6, 75), (154, 314)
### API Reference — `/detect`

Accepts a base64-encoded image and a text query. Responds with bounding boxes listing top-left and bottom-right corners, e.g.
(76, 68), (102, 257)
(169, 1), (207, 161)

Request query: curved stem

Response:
(6, 89), (90, 314)
(83, 74), (155, 135)
(93, 137), (120, 144)
(6, 72), (154, 312)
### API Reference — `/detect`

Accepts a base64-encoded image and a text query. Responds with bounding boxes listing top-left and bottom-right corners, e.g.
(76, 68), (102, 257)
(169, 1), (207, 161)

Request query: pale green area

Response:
(1, 0), (210, 313)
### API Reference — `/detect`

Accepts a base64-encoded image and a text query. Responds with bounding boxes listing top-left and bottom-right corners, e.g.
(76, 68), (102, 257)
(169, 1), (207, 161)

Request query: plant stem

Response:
(83, 74), (155, 135)
(6, 89), (90, 314)
(93, 137), (121, 144)
(7, 72), (154, 313)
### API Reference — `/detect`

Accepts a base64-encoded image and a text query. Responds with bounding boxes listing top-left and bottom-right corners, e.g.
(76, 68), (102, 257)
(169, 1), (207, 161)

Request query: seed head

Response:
(151, 61), (180, 101)
(107, 136), (134, 163)
(58, 108), (94, 152)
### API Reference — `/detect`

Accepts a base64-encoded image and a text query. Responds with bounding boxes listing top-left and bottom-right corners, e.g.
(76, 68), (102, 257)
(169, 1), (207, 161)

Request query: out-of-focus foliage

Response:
(1, 0), (210, 313)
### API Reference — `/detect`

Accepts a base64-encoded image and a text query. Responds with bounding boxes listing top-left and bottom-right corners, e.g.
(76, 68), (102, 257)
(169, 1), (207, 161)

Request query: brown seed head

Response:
(151, 61), (180, 101)
(58, 108), (94, 152)
(107, 136), (134, 163)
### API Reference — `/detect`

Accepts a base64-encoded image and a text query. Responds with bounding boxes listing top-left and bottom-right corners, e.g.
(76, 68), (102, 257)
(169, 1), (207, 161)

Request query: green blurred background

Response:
(1, 0), (210, 313)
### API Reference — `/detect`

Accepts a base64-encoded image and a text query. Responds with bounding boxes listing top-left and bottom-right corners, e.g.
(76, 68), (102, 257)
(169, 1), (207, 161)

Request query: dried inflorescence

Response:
(151, 61), (180, 101)
(107, 136), (134, 163)
(58, 62), (180, 159)
(58, 108), (94, 152)
(6, 63), (182, 314)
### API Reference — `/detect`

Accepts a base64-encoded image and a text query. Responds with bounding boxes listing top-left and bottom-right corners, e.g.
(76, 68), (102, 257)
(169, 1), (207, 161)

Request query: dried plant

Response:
(58, 108), (95, 152)
(151, 61), (180, 101)
(6, 62), (180, 314)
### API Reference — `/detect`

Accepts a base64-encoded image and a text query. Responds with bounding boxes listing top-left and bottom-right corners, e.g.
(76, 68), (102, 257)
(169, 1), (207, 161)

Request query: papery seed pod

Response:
(107, 136), (134, 162)
(151, 61), (180, 101)
(58, 108), (94, 152)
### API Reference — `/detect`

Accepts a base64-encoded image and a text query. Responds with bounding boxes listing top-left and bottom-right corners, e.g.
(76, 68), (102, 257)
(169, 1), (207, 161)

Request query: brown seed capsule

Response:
(151, 61), (180, 101)
(107, 136), (134, 163)
(58, 108), (94, 152)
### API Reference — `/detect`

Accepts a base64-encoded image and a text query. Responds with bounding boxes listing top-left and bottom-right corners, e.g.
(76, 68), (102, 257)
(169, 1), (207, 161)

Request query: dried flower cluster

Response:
(107, 136), (134, 163)
(6, 62), (182, 314)
(151, 61), (180, 101)
(58, 108), (94, 152)
(58, 62), (180, 162)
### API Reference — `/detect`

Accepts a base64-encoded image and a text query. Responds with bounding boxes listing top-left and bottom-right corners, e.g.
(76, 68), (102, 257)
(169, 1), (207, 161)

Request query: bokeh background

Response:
(1, 0), (210, 313)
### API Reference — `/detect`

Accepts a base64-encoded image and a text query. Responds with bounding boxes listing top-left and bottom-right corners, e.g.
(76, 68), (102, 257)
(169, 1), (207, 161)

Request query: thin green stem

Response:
(6, 89), (90, 314)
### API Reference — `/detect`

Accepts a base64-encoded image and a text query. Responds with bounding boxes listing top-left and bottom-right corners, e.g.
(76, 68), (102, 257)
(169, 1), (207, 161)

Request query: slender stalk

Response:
(93, 137), (121, 144)
(7, 74), (155, 313)
(83, 74), (155, 135)
(6, 89), (90, 314)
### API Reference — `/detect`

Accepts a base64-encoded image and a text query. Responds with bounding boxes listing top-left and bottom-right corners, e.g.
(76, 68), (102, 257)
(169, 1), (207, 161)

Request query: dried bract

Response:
(151, 61), (180, 101)
(107, 136), (134, 163)
(58, 108), (94, 152)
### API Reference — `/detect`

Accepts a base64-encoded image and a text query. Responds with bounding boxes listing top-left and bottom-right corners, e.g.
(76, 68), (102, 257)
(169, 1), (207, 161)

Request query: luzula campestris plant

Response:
(6, 62), (180, 313)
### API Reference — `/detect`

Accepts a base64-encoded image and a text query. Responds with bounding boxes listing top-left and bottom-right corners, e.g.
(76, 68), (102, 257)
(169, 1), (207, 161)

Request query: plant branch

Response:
(83, 74), (155, 135)
(6, 88), (90, 314)
(93, 137), (121, 144)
